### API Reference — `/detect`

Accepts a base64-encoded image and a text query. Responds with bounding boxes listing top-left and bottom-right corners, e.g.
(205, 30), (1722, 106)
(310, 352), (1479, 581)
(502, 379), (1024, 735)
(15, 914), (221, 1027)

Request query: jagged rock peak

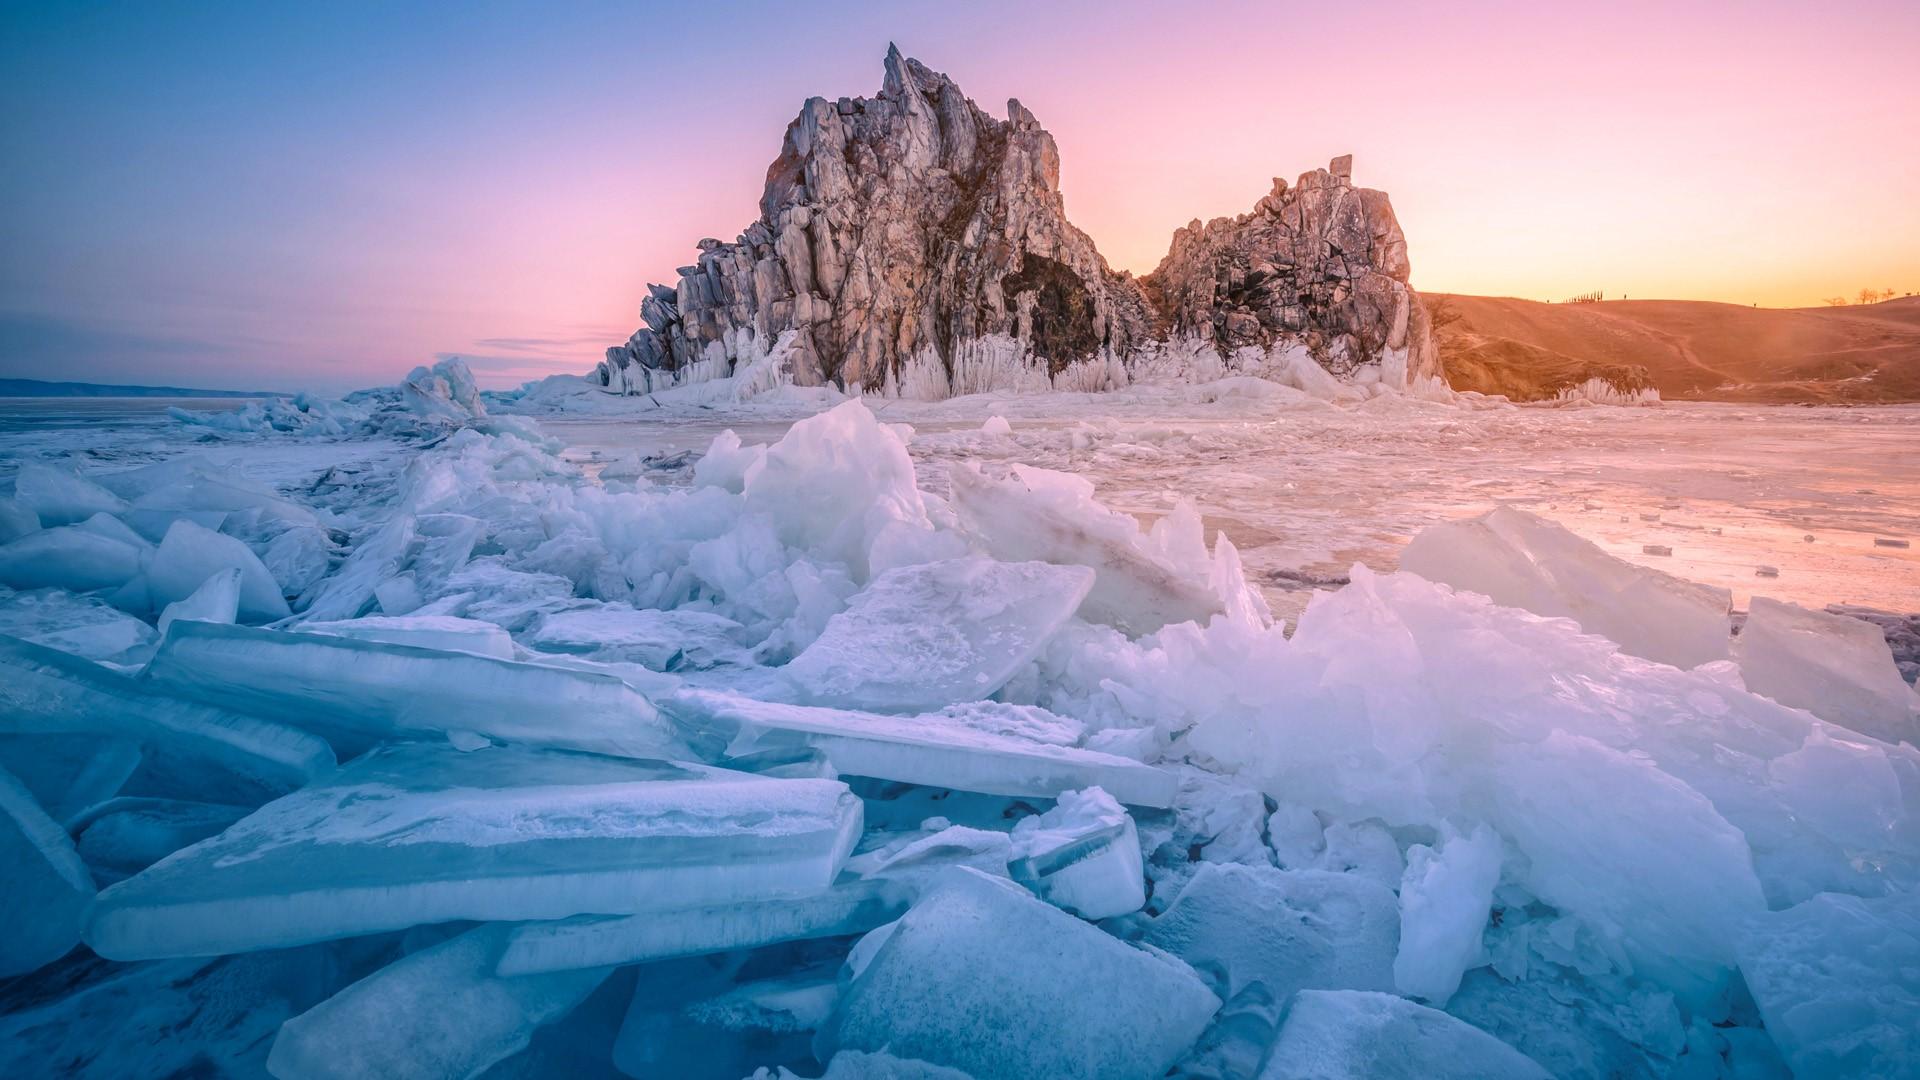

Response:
(601, 52), (1438, 396)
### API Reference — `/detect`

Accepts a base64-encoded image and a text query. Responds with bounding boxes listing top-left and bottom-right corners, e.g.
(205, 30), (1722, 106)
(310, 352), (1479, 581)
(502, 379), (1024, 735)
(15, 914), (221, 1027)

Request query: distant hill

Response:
(1433, 295), (1920, 403)
(0, 378), (285, 399)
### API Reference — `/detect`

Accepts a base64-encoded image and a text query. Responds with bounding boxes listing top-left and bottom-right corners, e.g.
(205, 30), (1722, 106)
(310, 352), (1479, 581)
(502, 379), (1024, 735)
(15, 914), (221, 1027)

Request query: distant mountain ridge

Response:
(0, 378), (284, 399)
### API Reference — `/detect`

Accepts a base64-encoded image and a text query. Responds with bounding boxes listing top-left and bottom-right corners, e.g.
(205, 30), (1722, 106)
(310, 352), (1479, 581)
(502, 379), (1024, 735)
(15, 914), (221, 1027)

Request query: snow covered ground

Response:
(1, 363), (1917, 1079)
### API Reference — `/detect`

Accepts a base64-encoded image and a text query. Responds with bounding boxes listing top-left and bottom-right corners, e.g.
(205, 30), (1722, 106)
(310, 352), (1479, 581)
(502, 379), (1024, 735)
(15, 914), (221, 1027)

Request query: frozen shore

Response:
(0, 362), (1916, 1078)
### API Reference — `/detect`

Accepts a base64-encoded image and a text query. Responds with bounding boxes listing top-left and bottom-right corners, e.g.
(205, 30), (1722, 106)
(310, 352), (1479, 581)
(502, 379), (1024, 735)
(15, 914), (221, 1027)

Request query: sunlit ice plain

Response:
(1, 4), (1918, 1080)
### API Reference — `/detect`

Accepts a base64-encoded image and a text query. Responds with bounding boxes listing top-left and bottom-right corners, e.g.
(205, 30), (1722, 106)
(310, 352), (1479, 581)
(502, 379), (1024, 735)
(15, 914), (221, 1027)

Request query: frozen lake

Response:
(543, 399), (1920, 623)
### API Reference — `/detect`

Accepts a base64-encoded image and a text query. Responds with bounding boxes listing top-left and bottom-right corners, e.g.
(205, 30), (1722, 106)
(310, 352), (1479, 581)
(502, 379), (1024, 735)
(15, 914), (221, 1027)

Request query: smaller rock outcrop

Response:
(1141, 157), (1439, 382)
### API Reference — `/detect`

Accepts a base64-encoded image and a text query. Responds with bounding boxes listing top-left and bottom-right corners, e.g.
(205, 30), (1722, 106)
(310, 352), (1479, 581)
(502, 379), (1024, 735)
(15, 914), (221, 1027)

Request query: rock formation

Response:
(601, 48), (1441, 396)
(1141, 155), (1438, 382)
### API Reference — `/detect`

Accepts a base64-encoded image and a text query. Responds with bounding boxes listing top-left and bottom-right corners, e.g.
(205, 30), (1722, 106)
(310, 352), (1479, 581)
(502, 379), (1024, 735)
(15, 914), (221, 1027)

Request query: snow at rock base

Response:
(0, 358), (1913, 1079)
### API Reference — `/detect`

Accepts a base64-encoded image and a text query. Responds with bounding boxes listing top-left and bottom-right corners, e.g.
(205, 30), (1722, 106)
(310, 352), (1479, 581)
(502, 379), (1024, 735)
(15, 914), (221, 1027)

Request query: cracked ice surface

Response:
(0, 377), (1917, 1078)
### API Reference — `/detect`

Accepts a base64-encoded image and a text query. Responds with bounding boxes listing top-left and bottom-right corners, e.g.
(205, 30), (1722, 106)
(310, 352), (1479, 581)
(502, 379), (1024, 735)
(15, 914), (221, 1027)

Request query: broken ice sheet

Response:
(1259, 989), (1550, 1080)
(143, 619), (688, 759)
(1736, 889), (1920, 1077)
(72, 797), (251, 880)
(0, 763), (95, 976)
(0, 524), (146, 593)
(0, 585), (157, 665)
(0, 633), (333, 805)
(1008, 785), (1146, 918)
(1401, 507), (1731, 669)
(1737, 595), (1917, 743)
(296, 614), (515, 659)
(613, 959), (839, 1080)
(499, 823), (1010, 976)
(144, 518), (290, 622)
(671, 688), (1178, 807)
(528, 603), (751, 670)
(1142, 863), (1400, 1003)
(268, 923), (609, 1080)
(87, 742), (863, 959)
(782, 555), (1094, 711)
(13, 463), (128, 526)
(820, 867), (1219, 1080)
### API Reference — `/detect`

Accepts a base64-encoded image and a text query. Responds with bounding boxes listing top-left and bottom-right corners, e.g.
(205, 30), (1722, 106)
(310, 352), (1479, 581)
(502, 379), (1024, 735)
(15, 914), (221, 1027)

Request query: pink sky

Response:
(3, 2), (1916, 391)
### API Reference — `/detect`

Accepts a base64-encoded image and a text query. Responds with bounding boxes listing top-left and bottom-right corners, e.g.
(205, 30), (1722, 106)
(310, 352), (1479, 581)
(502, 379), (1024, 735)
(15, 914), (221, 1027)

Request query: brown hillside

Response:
(1433, 294), (1920, 403)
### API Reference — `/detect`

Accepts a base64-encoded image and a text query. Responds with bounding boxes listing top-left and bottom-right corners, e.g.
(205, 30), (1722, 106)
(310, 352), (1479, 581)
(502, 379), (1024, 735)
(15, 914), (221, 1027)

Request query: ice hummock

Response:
(143, 619), (688, 759)
(1260, 989), (1551, 1080)
(1400, 507), (1732, 669)
(87, 742), (862, 959)
(820, 868), (1220, 1080)
(672, 689), (1179, 807)
(0, 763), (95, 976)
(781, 556), (1094, 711)
(267, 923), (609, 1080)
(1737, 595), (1918, 743)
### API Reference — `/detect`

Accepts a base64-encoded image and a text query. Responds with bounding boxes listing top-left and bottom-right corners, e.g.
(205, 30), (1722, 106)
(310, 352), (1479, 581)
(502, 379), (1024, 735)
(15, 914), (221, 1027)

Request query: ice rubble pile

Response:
(166, 357), (509, 440)
(1, 392), (1917, 1079)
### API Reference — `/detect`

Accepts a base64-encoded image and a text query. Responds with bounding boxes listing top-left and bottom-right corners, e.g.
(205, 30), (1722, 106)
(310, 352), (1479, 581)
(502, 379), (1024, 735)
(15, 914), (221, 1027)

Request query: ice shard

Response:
(1142, 864), (1401, 1002)
(145, 519), (290, 622)
(0, 633), (333, 803)
(267, 923), (610, 1080)
(528, 604), (750, 670)
(1259, 990), (1550, 1079)
(1008, 786), (1145, 918)
(948, 464), (1223, 636)
(144, 619), (687, 759)
(0, 524), (146, 592)
(1400, 507), (1731, 669)
(497, 823), (1010, 976)
(88, 742), (863, 959)
(296, 614), (516, 659)
(0, 762), (95, 976)
(782, 556), (1094, 711)
(0, 585), (157, 664)
(821, 867), (1220, 1080)
(1735, 890), (1920, 1076)
(1736, 596), (1917, 743)
(673, 689), (1179, 807)
(14, 463), (129, 525)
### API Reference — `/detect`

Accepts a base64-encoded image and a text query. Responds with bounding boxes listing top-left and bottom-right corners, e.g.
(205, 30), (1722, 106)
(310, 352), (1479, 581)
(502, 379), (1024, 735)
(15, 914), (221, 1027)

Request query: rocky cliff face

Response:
(601, 49), (1438, 396)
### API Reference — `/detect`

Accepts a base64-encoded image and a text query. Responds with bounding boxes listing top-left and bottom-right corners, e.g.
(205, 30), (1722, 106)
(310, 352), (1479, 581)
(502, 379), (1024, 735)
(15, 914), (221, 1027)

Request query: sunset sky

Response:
(3, 1), (1917, 392)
